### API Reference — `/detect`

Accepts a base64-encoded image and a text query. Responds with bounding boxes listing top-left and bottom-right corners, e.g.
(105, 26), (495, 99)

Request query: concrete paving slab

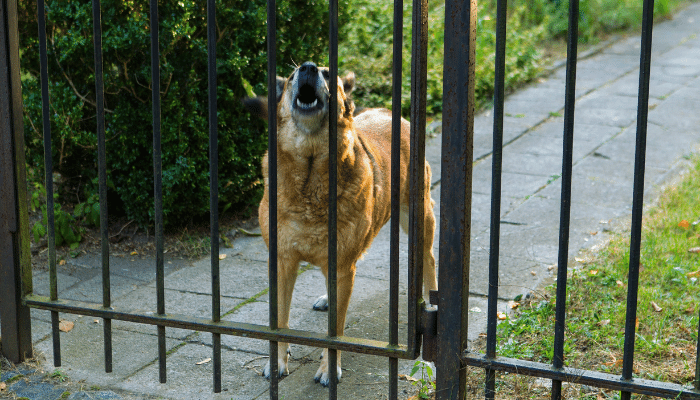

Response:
(33, 320), (183, 387)
(114, 344), (271, 400)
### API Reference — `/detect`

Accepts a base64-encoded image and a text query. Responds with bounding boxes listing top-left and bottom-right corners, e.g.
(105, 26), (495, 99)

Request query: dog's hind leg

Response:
(263, 257), (301, 379)
(314, 265), (355, 386)
(400, 192), (438, 303)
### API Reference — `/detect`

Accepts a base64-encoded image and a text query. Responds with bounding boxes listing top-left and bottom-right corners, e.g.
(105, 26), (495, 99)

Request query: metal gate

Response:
(1, 0), (700, 400)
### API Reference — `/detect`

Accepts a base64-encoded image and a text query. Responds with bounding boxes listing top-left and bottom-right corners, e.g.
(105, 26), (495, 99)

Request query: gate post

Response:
(437, 0), (476, 398)
(0, 0), (33, 363)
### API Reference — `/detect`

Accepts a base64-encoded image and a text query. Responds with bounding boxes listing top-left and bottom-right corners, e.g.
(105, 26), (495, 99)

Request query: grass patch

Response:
(471, 156), (700, 398)
(339, 0), (694, 117)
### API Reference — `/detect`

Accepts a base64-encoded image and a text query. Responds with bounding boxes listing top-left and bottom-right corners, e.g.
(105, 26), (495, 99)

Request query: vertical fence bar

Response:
(149, 0), (167, 384)
(550, 0), (579, 398)
(91, 0), (112, 373)
(0, 0), (33, 364)
(266, 0), (279, 398)
(389, 0), (403, 397)
(696, 311), (700, 390)
(621, 0), (654, 398)
(437, 0), (475, 398)
(328, 0), (339, 397)
(37, 0), (61, 368)
(206, 0), (222, 392)
(407, 0), (428, 359)
(485, 0), (507, 397)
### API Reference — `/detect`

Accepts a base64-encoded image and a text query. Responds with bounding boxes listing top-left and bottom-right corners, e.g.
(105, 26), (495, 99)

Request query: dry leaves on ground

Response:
(0, 382), (6, 391)
(398, 374), (420, 382)
(58, 320), (74, 332)
(651, 301), (663, 312)
(196, 358), (211, 365)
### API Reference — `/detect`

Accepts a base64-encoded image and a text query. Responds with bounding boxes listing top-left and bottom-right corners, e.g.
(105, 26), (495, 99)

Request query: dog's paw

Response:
(263, 358), (290, 379)
(312, 294), (329, 311)
(313, 364), (342, 387)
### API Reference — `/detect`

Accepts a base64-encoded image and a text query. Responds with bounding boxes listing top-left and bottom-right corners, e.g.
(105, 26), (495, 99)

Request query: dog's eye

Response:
(322, 70), (330, 79)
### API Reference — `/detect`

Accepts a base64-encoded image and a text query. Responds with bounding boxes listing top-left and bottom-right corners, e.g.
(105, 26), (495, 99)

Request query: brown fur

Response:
(243, 62), (437, 385)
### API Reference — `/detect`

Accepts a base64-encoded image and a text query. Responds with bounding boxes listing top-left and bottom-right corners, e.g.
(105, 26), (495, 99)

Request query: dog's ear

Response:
(275, 76), (285, 103)
(242, 96), (269, 120)
(342, 72), (355, 95)
(242, 76), (286, 120)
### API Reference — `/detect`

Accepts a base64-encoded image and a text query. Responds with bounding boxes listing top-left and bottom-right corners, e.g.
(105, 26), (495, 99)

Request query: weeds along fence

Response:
(1, 0), (699, 400)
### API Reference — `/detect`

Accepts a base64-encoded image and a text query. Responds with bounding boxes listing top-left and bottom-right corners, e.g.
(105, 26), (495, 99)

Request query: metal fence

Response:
(1, 0), (699, 400)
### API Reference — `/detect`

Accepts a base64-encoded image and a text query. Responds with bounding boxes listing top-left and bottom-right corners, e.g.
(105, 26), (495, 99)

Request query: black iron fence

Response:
(1, 0), (699, 399)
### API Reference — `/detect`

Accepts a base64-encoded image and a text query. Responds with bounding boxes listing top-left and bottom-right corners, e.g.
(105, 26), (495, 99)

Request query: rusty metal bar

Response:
(266, 0), (279, 397)
(621, 1), (655, 399)
(328, 0), (339, 396)
(550, 0), (579, 398)
(437, 0), (476, 398)
(37, 0), (61, 368)
(206, 0), (222, 392)
(24, 295), (417, 359)
(465, 353), (700, 399)
(485, 0), (507, 397)
(389, 0), (404, 397)
(148, 0), (167, 385)
(0, 0), (33, 364)
(407, 0), (428, 360)
(90, 0), (112, 374)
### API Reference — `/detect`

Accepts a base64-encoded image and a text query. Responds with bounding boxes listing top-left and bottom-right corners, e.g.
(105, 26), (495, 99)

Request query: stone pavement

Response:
(3, 3), (700, 399)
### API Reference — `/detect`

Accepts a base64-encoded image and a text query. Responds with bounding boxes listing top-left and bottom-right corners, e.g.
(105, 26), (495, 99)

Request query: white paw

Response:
(262, 357), (290, 379)
(313, 364), (342, 387)
(312, 294), (329, 311)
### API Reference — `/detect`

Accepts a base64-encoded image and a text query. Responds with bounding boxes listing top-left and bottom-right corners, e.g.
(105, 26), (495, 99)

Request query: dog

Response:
(243, 61), (437, 386)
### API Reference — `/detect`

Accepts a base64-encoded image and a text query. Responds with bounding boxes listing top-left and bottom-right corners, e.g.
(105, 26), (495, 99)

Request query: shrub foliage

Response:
(19, 0), (344, 226)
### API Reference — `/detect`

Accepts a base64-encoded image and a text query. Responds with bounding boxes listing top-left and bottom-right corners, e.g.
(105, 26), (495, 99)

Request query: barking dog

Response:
(243, 61), (437, 386)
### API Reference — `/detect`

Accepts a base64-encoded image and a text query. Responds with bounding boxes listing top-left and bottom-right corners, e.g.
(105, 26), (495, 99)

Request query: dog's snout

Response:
(299, 62), (318, 75)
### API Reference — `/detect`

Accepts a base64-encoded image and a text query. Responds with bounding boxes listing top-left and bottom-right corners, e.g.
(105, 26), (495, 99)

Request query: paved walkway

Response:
(3, 4), (700, 399)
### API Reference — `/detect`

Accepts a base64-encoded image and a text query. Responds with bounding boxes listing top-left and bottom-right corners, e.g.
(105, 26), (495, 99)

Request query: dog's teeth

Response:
(296, 98), (318, 110)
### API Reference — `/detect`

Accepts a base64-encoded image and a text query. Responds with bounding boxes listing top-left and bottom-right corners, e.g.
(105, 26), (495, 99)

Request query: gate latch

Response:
(420, 290), (439, 362)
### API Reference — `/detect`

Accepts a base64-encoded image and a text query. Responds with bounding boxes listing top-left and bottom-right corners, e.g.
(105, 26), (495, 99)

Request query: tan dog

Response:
(243, 62), (437, 386)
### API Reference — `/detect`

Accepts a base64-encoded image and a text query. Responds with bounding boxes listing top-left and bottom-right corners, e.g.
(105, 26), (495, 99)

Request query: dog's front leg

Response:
(314, 266), (355, 386)
(263, 259), (300, 379)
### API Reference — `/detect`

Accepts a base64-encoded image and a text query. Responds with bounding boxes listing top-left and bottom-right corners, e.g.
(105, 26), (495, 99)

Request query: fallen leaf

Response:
(398, 374), (420, 382)
(130, 251), (138, 256)
(93, 319), (100, 324)
(0, 382), (6, 391)
(597, 392), (605, 400)
(219, 254), (227, 260)
(469, 307), (482, 313)
(59, 259), (66, 266)
(530, 271), (537, 276)
(685, 306), (696, 314)
(679, 220), (690, 229)
(596, 319), (610, 326)
(651, 301), (663, 312)
(603, 358), (623, 368)
(574, 257), (586, 263)
(687, 269), (700, 278)
(497, 311), (507, 320)
(196, 358), (212, 365)
(478, 333), (487, 338)
(616, 280), (624, 288)
(590, 231), (598, 236)
(59, 320), (74, 332)
(689, 247), (700, 253)
(589, 270), (599, 276)
(508, 301), (520, 310)
(635, 317), (639, 330)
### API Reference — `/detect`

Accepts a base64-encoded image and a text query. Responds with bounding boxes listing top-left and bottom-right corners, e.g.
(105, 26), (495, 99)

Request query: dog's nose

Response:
(299, 62), (318, 75)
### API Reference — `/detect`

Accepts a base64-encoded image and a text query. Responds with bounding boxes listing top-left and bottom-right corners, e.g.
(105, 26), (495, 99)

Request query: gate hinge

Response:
(420, 290), (439, 362)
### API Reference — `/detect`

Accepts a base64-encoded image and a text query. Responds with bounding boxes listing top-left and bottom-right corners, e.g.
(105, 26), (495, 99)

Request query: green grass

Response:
(477, 156), (700, 398)
(338, 0), (693, 118)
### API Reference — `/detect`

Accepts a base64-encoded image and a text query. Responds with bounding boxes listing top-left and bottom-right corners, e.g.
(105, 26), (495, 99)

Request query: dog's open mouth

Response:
(294, 83), (323, 113)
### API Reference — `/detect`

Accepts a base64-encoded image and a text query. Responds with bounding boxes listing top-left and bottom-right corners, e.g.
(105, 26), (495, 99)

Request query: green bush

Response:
(20, 0), (348, 227)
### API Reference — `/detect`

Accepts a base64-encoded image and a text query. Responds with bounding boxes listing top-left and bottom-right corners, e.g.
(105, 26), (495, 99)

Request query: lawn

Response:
(466, 156), (700, 399)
